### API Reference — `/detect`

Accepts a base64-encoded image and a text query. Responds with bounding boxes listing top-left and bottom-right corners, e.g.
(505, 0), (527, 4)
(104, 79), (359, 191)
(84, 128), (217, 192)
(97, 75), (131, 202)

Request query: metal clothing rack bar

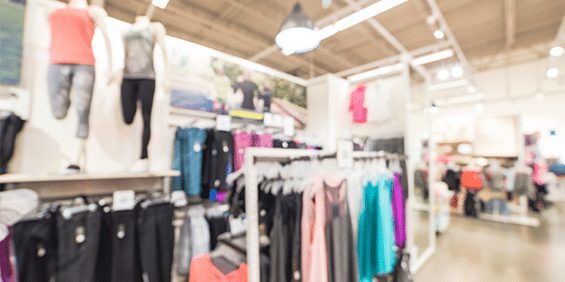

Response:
(243, 148), (413, 282)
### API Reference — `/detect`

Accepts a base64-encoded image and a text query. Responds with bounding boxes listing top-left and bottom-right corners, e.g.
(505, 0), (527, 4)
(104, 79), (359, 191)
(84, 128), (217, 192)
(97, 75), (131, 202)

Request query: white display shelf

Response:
(0, 170), (180, 184)
(0, 171), (180, 200)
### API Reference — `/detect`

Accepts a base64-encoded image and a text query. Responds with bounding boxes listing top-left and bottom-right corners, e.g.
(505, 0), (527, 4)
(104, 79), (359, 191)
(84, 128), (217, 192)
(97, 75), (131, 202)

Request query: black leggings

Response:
(121, 79), (156, 159)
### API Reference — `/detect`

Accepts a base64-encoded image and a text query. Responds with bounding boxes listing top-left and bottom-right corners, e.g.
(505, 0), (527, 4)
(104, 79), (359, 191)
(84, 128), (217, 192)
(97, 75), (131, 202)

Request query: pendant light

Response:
(275, 3), (320, 55)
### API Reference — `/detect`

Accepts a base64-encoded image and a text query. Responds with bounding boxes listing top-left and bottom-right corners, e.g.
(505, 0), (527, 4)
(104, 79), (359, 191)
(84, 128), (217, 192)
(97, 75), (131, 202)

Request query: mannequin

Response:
(117, 15), (169, 172)
(44, 0), (114, 173)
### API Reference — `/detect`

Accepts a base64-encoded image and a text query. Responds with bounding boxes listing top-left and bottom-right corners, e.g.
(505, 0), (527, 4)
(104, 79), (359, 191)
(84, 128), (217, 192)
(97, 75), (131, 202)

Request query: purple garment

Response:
(251, 132), (273, 148)
(0, 230), (14, 282)
(392, 173), (407, 248)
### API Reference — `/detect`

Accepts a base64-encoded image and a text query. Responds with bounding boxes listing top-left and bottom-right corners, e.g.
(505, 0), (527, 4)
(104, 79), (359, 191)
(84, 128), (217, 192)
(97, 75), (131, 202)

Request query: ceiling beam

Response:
(504, 0), (516, 49)
(425, 0), (470, 69)
(342, 0), (431, 81)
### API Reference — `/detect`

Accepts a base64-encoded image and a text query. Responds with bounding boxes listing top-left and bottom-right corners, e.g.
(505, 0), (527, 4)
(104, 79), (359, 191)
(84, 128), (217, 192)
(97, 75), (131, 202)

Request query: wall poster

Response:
(0, 0), (25, 85)
(167, 37), (307, 128)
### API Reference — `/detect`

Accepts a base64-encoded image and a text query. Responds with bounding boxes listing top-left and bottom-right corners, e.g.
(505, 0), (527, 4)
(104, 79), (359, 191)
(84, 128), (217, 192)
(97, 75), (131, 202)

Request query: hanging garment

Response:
(0, 229), (14, 282)
(513, 172), (533, 197)
(301, 180), (328, 282)
(442, 169), (461, 192)
(463, 191), (478, 217)
(233, 131), (253, 171)
(207, 214), (231, 250)
(461, 170), (483, 190)
(414, 169), (429, 200)
(13, 214), (58, 282)
(532, 162), (548, 185)
(176, 206), (210, 276)
(252, 132), (273, 148)
(202, 130), (234, 200)
(485, 171), (506, 193)
(56, 208), (102, 282)
(358, 176), (397, 281)
(392, 173), (406, 248)
(188, 254), (248, 282)
(393, 252), (413, 282)
(0, 114), (25, 176)
(137, 202), (174, 282)
(172, 128), (207, 196)
(349, 84), (367, 124)
(270, 192), (302, 282)
(323, 180), (357, 282)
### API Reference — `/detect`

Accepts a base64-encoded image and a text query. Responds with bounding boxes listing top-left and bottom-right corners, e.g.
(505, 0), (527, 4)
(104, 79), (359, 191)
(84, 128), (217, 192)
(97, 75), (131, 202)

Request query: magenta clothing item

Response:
(532, 162), (548, 185)
(392, 173), (406, 248)
(0, 230), (14, 282)
(233, 131), (253, 171)
(349, 84), (368, 124)
(252, 132), (273, 148)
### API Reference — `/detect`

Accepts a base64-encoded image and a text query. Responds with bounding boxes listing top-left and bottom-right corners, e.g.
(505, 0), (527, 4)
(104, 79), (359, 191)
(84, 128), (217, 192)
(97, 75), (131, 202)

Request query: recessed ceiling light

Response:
(549, 46), (564, 57)
(433, 29), (445, 39)
(450, 65), (463, 78)
(546, 67), (559, 79)
(437, 69), (450, 81)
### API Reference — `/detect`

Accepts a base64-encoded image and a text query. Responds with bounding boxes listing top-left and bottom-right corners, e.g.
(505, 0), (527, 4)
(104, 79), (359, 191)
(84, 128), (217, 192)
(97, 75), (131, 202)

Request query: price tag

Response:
(216, 115), (231, 131)
(337, 139), (353, 168)
(113, 190), (135, 211)
(283, 116), (295, 136)
(263, 113), (274, 126)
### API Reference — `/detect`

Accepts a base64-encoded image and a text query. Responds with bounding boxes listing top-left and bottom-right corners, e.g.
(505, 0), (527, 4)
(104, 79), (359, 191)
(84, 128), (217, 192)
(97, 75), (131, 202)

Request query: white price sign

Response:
(216, 115), (232, 131)
(283, 116), (295, 136)
(337, 139), (354, 168)
(112, 190), (135, 211)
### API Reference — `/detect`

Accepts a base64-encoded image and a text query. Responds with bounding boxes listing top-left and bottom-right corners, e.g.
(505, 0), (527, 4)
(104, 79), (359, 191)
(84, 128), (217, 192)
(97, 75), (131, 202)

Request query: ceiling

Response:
(103, 0), (565, 79)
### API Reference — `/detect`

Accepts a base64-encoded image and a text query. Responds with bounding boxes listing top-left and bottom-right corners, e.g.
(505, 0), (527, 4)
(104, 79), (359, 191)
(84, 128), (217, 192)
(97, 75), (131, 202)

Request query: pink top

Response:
(49, 8), (96, 65)
(252, 132), (273, 148)
(233, 131), (253, 171)
(188, 254), (248, 282)
(301, 179), (328, 282)
(350, 85), (367, 124)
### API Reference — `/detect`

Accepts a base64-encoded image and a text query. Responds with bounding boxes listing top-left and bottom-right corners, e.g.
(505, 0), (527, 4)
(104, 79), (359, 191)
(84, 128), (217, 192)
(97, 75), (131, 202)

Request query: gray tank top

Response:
(123, 26), (156, 79)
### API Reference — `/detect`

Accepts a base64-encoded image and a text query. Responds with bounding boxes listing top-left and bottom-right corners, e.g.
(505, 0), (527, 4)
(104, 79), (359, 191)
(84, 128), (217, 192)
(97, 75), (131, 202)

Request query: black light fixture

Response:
(275, 3), (320, 55)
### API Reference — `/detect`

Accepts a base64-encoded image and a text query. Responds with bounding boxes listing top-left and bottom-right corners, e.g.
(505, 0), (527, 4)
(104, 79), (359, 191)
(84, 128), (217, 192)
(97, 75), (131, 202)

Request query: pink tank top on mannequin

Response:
(49, 8), (96, 65)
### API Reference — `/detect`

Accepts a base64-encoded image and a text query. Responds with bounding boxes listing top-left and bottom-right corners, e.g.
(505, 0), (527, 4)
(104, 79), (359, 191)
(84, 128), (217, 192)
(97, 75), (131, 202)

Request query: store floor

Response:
(415, 203), (565, 282)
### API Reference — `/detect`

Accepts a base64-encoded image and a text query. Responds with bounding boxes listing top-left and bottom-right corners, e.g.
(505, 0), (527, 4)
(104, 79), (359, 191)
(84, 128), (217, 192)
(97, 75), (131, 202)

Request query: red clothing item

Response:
(350, 84), (367, 124)
(461, 170), (483, 190)
(189, 255), (248, 282)
(49, 8), (96, 65)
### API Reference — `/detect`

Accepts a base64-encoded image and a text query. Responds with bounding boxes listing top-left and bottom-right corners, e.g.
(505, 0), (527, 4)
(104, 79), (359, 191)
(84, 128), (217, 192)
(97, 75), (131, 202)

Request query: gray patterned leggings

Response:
(47, 64), (95, 139)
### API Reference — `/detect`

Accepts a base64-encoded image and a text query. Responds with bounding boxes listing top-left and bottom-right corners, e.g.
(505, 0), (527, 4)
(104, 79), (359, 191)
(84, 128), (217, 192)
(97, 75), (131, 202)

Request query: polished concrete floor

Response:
(415, 203), (565, 282)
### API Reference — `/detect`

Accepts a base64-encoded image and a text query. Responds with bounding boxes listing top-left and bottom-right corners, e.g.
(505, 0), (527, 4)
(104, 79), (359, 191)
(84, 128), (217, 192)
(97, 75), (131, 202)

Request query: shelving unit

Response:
(0, 171), (180, 200)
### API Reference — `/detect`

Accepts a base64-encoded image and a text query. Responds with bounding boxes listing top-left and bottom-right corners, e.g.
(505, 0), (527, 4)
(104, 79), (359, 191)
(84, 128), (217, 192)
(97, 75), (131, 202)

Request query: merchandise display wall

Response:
(9, 1), (172, 173)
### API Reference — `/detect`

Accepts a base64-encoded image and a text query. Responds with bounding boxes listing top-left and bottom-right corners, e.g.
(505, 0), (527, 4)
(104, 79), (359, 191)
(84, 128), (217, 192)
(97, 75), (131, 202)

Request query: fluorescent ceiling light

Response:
(546, 67), (559, 79)
(152, 0), (170, 9)
(433, 29), (445, 39)
(347, 63), (404, 82)
(427, 79), (468, 92)
(412, 49), (454, 65)
(549, 46), (564, 57)
(318, 0), (407, 40)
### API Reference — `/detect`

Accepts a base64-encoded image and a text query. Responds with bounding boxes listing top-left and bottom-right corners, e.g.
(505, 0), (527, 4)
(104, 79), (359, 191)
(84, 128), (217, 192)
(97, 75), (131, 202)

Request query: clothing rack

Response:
(243, 148), (416, 282)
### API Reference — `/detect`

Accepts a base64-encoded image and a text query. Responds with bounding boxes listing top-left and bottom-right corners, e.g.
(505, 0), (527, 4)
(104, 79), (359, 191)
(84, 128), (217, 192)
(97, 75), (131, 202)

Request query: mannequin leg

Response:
(72, 65), (95, 139)
(47, 64), (72, 120)
(121, 79), (139, 125)
(138, 79), (156, 159)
